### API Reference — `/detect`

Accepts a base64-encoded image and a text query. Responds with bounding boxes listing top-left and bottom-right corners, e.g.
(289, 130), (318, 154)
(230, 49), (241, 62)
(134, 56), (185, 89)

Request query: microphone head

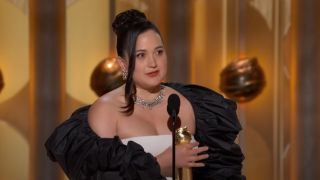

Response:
(167, 94), (180, 116)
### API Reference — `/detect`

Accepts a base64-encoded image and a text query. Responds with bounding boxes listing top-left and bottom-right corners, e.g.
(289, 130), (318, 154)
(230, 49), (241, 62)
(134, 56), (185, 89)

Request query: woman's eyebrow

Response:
(155, 45), (164, 49)
(136, 49), (146, 53)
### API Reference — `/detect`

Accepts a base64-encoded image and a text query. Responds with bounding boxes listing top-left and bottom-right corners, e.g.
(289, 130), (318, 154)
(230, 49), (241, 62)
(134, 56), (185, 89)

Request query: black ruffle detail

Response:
(166, 83), (246, 180)
(45, 106), (165, 180)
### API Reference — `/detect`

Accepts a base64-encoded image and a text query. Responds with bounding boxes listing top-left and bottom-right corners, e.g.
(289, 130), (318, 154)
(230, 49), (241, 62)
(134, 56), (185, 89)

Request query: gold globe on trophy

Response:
(176, 126), (193, 180)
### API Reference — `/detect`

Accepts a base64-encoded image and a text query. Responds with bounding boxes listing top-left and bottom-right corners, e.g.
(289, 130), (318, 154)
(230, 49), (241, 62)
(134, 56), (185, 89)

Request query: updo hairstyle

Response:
(112, 9), (162, 115)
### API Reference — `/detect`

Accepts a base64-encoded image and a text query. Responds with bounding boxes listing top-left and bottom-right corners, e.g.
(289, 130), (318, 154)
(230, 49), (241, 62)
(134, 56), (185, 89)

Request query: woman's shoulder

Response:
(94, 84), (125, 104)
(88, 85), (125, 137)
(90, 85), (125, 114)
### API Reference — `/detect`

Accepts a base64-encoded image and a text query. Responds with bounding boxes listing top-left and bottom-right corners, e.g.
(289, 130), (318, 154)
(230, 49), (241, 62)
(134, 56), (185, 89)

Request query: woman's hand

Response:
(175, 142), (209, 168)
(156, 142), (209, 176)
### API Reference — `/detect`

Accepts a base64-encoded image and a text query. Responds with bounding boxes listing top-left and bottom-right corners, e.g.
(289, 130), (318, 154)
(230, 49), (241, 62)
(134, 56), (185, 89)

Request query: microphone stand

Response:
(171, 111), (176, 180)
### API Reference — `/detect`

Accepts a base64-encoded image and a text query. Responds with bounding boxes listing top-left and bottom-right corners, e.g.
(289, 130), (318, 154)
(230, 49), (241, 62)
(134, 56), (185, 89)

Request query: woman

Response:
(45, 9), (245, 180)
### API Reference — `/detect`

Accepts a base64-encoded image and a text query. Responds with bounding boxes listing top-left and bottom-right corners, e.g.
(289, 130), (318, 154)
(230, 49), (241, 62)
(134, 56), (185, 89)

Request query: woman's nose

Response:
(147, 55), (157, 67)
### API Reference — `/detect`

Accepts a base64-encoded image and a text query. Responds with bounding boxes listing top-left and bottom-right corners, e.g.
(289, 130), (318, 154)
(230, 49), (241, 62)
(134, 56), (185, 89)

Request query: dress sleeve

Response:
(45, 106), (165, 180)
(169, 84), (246, 180)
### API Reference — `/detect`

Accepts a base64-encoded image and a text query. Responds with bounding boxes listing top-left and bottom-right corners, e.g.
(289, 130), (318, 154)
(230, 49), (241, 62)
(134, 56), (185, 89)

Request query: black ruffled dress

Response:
(45, 83), (246, 180)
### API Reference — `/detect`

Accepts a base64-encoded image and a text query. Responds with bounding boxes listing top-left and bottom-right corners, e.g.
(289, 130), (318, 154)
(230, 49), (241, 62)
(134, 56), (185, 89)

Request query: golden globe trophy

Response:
(175, 127), (193, 180)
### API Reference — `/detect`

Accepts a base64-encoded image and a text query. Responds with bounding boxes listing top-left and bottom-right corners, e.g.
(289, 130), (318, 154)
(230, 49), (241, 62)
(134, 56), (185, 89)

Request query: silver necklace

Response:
(134, 85), (166, 109)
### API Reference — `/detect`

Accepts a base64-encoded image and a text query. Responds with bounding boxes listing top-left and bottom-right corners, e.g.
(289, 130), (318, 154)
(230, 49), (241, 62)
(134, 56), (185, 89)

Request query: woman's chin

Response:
(137, 81), (162, 90)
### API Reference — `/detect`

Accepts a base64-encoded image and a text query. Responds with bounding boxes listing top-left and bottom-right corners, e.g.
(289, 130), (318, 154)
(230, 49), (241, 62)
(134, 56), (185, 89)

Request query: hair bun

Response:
(112, 9), (147, 35)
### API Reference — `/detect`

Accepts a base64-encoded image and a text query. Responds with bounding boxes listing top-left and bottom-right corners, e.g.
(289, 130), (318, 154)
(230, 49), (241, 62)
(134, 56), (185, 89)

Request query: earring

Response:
(122, 70), (128, 80)
(117, 56), (127, 81)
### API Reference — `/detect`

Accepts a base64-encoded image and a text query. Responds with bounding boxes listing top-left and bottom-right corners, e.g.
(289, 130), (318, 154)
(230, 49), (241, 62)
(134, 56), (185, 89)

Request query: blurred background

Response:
(0, 0), (319, 179)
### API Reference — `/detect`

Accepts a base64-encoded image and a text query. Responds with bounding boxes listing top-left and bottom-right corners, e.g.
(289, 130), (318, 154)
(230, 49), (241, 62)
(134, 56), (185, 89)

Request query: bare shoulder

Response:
(88, 86), (125, 138)
(164, 85), (196, 133)
(177, 92), (195, 120)
(164, 86), (193, 112)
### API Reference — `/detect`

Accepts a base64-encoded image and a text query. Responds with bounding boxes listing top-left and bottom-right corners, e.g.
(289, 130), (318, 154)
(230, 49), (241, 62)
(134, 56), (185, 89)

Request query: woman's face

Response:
(132, 30), (167, 90)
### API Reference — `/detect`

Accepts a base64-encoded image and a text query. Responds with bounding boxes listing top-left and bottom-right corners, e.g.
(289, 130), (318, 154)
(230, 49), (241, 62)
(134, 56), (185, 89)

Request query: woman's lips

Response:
(146, 70), (159, 77)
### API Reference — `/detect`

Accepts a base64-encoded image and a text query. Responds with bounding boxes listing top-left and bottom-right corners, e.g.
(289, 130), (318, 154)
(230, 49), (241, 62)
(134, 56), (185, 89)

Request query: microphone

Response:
(167, 94), (180, 180)
(167, 94), (180, 118)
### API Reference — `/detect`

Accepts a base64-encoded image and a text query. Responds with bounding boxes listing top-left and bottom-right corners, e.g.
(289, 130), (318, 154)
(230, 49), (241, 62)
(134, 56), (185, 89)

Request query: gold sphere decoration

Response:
(219, 57), (266, 103)
(90, 57), (125, 96)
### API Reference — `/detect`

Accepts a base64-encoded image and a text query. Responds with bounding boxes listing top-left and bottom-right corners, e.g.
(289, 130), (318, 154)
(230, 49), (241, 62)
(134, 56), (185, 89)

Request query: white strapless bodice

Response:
(121, 135), (195, 180)
(122, 134), (172, 156)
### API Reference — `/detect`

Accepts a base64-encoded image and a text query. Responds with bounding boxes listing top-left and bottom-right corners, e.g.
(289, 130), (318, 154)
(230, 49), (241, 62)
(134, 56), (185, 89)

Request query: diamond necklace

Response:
(134, 85), (166, 109)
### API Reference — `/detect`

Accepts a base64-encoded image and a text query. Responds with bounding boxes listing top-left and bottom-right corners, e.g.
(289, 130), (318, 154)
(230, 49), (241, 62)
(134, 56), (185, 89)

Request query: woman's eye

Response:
(136, 53), (145, 59)
(156, 49), (164, 55)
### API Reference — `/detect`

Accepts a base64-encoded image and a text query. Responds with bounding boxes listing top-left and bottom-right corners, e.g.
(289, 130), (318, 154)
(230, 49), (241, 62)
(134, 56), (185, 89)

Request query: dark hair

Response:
(112, 9), (162, 115)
